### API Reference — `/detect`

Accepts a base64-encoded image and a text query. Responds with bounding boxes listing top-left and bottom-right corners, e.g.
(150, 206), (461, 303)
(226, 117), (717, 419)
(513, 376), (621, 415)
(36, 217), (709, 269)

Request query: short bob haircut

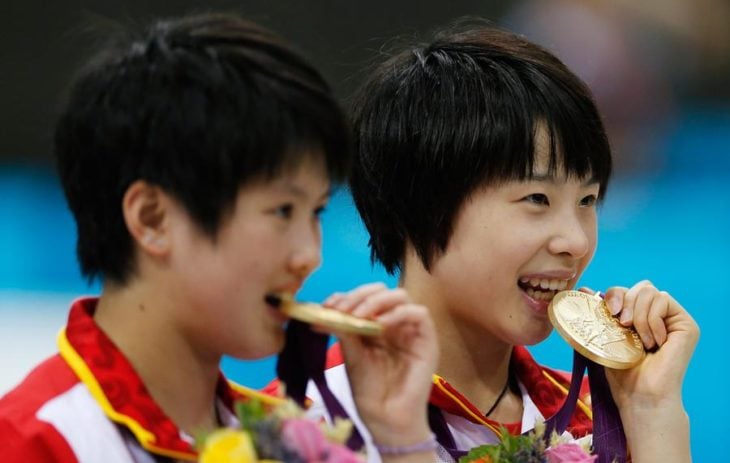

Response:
(55, 13), (350, 284)
(350, 23), (612, 275)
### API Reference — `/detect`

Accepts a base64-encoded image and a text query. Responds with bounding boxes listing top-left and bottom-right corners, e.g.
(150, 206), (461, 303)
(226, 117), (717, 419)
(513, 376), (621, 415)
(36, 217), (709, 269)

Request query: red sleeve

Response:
(0, 418), (77, 463)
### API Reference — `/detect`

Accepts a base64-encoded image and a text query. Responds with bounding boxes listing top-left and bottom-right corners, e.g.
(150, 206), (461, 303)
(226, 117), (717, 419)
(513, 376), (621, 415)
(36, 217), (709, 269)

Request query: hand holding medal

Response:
(547, 283), (699, 463)
(273, 283), (437, 455)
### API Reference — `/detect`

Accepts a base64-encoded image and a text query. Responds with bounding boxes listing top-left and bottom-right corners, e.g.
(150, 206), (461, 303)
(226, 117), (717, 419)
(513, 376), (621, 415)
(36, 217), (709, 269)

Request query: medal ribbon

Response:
(276, 320), (366, 451)
(430, 350), (627, 462)
(278, 320), (627, 461)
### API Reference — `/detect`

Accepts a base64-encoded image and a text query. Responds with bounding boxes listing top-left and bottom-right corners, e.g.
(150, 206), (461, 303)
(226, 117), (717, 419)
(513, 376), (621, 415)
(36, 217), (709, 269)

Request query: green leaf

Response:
(459, 425), (548, 462)
(235, 398), (267, 432)
(459, 443), (501, 462)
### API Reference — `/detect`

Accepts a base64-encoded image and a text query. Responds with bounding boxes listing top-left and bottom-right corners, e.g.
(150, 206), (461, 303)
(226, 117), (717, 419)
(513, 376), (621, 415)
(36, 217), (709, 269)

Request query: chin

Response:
(517, 326), (553, 346)
(231, 332), (285, 360)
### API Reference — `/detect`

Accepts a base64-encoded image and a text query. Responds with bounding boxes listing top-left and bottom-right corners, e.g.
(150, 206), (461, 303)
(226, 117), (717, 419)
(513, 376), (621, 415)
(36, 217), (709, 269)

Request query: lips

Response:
(265, 294), (285, 308)
(264, 293), (294, 326)
(265, 285), (299, 309)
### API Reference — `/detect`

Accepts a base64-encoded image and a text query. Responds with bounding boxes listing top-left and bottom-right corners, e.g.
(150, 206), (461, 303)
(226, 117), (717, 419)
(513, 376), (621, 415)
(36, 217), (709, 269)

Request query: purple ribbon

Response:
(428, 350), (628, 462)
(276, 320), (365, 450)
(277, 322), (627, 462)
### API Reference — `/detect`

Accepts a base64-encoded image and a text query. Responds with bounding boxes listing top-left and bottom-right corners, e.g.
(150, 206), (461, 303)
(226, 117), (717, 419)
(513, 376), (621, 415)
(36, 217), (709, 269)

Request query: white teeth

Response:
(522, 277), (570, 300)
(522, 277), (569, 290)
(526, 288), (556, 301)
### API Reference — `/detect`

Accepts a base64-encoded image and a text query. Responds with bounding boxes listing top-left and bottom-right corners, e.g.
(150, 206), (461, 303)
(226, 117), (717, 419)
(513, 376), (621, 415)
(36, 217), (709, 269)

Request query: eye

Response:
(274, 204), (294, 219)
(580, 195), (597, 207)
(524, 193), (549, 206)
(313, 205), (327, 218)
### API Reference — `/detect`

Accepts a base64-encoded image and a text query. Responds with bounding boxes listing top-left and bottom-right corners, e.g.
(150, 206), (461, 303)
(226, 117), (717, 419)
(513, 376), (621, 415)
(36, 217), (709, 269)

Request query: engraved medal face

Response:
(548, 290), (645, 369)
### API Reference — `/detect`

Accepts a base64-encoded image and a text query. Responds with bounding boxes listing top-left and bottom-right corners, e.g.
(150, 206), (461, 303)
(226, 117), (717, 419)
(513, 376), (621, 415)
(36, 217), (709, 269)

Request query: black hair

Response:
(55, 13), (350, 284)
(350, 23), (612, 274)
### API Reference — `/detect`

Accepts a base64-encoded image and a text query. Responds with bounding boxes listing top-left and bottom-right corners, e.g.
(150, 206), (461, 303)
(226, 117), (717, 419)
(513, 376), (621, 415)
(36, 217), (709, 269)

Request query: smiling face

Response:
(164, 155), (330, 359)
(426, 136), (600, 346)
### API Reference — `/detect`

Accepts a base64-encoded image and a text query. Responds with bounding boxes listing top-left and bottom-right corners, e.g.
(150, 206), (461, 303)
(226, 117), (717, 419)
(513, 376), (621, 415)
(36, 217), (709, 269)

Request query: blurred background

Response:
(1, 0), (728, 459)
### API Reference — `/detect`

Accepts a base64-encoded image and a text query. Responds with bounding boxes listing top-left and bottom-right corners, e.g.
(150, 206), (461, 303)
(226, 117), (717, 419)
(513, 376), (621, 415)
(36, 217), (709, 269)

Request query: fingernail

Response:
(328, 296), (346, 309)
(607, 297), (621, 315)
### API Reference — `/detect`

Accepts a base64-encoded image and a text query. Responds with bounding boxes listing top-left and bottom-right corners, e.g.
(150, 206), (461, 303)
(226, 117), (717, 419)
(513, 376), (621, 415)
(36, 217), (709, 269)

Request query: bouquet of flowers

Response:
(198, 398), (363, 463)
(459, 422), (597, 463)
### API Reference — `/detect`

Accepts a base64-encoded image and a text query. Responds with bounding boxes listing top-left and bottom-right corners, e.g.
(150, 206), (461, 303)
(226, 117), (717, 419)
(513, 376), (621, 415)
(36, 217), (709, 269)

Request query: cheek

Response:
(587, 219), (599, 251)
(579, 223), (599, 269)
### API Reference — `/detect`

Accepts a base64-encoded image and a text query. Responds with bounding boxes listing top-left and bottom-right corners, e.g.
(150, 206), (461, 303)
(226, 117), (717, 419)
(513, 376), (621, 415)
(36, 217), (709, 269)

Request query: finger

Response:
(322, 292), (345, 307)
(648, 292), (670, 347)
(377, 303), (430, 330)
(331, 282), (388, 312)
(577, 286), (596, 295)
(620, 280), (653, 325)
(603, 286), (627, 316)
(350, 287), (410, 319)
(337, 334), (364, 368)
(377, 304), (435, 350)
(631, 285), (657, 349)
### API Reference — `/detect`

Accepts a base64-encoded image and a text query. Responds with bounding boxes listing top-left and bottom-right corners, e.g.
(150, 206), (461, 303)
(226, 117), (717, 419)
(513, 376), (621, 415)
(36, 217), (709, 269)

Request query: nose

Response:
(547, 211), (594, 260)
(288, 225), (322, 279)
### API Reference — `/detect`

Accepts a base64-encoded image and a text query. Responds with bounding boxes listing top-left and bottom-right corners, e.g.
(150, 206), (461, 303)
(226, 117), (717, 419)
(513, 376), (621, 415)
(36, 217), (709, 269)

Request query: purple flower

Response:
(545, 443), (597, 463)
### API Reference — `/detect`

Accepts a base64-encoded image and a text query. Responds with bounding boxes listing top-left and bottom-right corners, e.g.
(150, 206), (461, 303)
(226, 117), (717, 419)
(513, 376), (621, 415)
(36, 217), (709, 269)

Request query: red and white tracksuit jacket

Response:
(0, 297), (278, 463)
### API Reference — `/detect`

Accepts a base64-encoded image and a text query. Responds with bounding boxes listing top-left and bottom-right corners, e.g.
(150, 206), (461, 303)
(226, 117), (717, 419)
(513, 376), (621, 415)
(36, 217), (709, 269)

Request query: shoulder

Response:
(512, 346), (590, 399)
(0, 354), (78, 421)
(0, 354), (79, 461)
(540, 364), (591, 401)
(512, 347), (592, 437)
(228, 380), (286, 408)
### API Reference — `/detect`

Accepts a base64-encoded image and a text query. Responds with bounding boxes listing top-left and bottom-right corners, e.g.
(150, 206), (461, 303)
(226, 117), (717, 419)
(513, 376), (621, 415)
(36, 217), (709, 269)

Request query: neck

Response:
(95, 280), (221, 435)
(434, 309), (514, 410)
(401, 255), (522, 422)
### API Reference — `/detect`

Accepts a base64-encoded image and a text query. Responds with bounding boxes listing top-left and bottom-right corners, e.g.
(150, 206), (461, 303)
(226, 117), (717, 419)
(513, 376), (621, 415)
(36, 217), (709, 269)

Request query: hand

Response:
(323, 283), (438, 448)
(598, 281), (699, 408)
(583, 281), (699, 463)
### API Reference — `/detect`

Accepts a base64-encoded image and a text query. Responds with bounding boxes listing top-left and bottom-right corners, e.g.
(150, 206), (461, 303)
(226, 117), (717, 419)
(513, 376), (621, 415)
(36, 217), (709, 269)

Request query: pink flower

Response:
(281, 418), (330, 461)
(545, 443), (597, 463)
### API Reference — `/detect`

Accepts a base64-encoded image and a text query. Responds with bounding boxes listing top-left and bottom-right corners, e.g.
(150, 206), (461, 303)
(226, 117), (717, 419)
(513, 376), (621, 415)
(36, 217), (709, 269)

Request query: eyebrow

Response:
(277, 183), (331, 200)
(528, 173), (600, 187)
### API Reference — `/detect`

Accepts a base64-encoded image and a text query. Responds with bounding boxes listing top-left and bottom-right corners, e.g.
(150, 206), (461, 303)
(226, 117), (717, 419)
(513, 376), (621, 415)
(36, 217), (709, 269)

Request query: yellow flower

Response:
(321, 417), (354, 445)
(200, 429), (258, 463)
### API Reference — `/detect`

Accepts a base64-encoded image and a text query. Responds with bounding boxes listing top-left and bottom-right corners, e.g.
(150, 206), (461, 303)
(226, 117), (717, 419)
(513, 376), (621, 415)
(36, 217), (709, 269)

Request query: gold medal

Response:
(548, 290), (645, 369)
(276, 295), (383, 337)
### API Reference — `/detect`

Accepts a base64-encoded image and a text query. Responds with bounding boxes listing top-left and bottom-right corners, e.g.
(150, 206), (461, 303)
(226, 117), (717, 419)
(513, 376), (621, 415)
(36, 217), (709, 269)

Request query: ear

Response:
(122, 180), (171, 257)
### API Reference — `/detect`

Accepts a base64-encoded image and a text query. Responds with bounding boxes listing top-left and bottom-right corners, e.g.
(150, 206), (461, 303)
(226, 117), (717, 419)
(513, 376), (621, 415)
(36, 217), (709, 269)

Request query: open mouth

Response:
(518, 277), (569, 302)
(265, 294), (285, 309)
